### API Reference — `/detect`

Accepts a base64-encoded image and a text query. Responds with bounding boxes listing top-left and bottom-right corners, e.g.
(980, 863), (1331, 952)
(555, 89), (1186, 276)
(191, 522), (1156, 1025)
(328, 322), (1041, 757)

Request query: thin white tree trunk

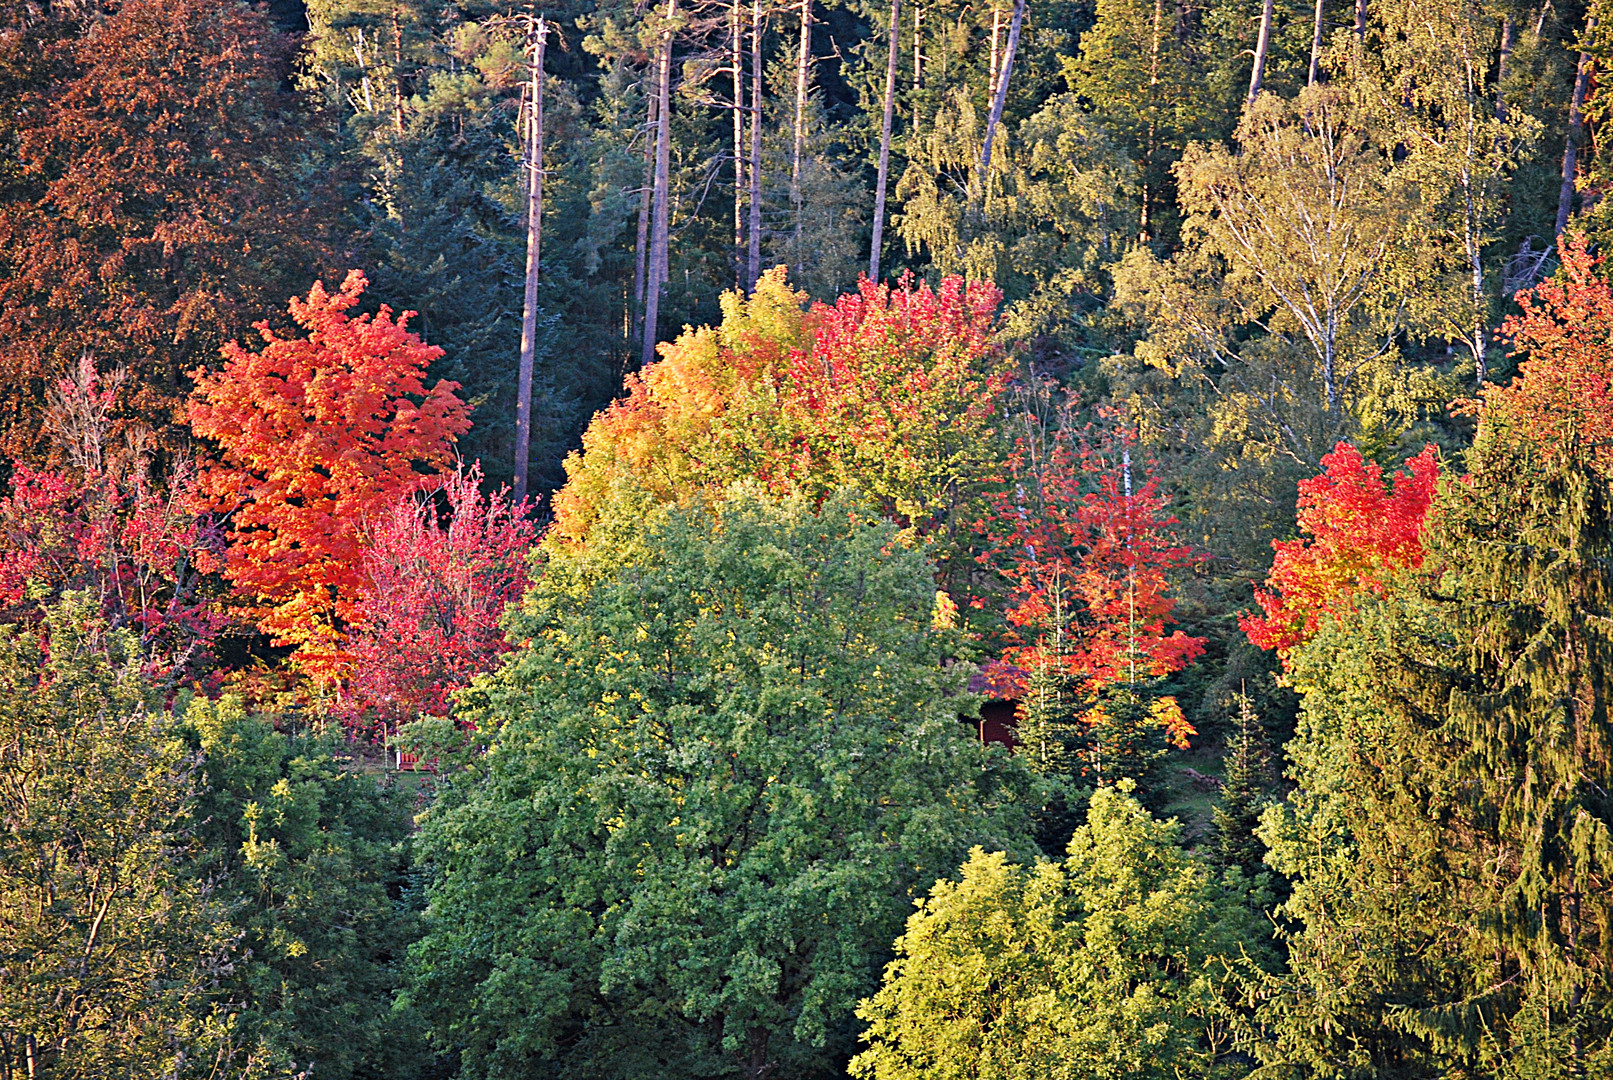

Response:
(868, 0), (902, 282)
(1248, 0), (1274, 104)
(642, 0), (676, 369)
(734, 0), (746, 287)
(977, 0), (1024, 201)
(513, 17), (546, 504)
(746, 0), (764, 288)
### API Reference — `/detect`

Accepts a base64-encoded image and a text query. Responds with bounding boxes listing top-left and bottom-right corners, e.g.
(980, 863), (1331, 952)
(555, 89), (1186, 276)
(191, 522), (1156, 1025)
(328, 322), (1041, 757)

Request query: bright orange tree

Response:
(188, 271), (470, 664)
(1240, 441), (1439, 657)
(549, 268), (1008, 587)
(1492, 231), (1613, 473)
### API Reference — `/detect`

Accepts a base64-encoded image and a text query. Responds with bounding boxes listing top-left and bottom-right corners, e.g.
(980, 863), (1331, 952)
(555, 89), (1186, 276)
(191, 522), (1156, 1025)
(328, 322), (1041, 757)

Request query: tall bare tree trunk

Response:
(1308, 0), (1325, 85)
(1556, 16), (1595, 240)
(734, 0), (746, 287)
(976, 0), (1024, 203)
(746, 0), (764, 288)
(791, 0), (812, 259)
(868, 0), (902, 282)
(989, 6), (1001, 99)
(1496, 14), (1513, 121)
(514, 17), (547, 505)
(643, 0), (676, 369)
(632, 88), (656, 348)
(1248, 0), (1274, 104)
(392, 8), (405, 135)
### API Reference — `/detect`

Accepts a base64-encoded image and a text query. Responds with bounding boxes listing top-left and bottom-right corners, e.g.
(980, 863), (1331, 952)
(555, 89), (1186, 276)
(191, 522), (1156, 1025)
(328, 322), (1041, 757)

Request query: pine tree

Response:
(1212, 692), (1274, 875)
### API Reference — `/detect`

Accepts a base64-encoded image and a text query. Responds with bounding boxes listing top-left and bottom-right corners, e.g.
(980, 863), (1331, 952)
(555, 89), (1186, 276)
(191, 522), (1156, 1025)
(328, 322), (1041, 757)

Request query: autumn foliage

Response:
(983, 416), (1203, 748)
(342, 464), (534, 731)
(189, 272), (471, 662)
(1493, 232), (1613, 472)
(1241, 441), (1439, 656)
(551, 268), (1008, 553)
(0, 0), (330, 462)
(0, 358), (224, 680)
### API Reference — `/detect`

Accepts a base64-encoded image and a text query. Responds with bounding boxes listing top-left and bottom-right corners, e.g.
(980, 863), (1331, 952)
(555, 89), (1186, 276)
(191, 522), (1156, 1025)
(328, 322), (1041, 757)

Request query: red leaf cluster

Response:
(341, 463), (534, 732)
(0, 461), (224, 682)
(188, 271), (471, 663)
(982, 417), (1204, 724)
(1240, 441), (1439, 656)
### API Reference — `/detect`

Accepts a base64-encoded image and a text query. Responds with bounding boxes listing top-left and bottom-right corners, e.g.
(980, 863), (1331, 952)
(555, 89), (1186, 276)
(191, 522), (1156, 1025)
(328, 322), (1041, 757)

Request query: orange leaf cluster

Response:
(1493, 232), (1613, 474)
(1241, 441), (1438, 656)
(188, 271), (470, 662)
(549, 268), (1007, 550)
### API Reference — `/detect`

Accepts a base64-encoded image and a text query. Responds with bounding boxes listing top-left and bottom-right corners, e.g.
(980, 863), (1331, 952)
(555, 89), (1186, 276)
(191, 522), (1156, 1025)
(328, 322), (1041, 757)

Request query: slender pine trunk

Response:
(1556, 18), (1594, 240)
(1308, 0), (1325, 86)
(989, 6), (1001, 99)
(913, 5), (922, 89)
(868, 0), (902, 282)
(1496, 14), (1513, 120)
(642, 0), (676, 369)
(513, 17), (546, 504)
(632, 87), (656, 349)
(791, 0), (812, 261)
(746, 0), (764, 288)
(977, 0), (1024, 203)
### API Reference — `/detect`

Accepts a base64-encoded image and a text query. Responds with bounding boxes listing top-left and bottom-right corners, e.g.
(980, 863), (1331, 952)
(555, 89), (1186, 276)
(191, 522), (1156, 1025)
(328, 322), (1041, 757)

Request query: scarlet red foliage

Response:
(0, 461), (224, 681)
(1494, 232), (1613, 472)
(1241, 441), (1439, 656)
(188, 272), (471, 663)
(342, 463), (534, 732)
(551, 269), (1008, 553)
(983, 418), (1203, 746)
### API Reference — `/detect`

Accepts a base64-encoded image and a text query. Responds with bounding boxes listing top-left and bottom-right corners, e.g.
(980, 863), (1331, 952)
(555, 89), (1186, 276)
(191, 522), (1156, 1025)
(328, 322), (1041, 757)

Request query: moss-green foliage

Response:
(0, 598), (260, 1078)
(178, 696), (431, 1080)
(1256, 412), (1613, 1077)
(402, 491), (1036, 1078)
(851, 783), (1276, 1080)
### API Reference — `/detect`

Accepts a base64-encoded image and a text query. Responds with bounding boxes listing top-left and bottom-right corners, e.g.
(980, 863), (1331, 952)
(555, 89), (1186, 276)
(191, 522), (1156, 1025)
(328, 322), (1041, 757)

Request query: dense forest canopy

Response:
(3, 0), (1613, 1075)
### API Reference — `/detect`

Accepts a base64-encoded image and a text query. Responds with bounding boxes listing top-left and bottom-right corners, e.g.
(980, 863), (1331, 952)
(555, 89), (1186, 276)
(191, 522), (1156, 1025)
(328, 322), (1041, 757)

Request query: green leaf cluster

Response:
(852, 782), (1275, 1080)
(403, 489), (1036, 1077)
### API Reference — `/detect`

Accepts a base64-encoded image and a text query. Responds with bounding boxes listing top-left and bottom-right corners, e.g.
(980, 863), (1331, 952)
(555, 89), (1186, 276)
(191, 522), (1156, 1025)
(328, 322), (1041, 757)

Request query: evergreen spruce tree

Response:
(1014, 649), (1087, 854)
(1258, 403), (1613, 1076)
(1211, 692), (1274, 876)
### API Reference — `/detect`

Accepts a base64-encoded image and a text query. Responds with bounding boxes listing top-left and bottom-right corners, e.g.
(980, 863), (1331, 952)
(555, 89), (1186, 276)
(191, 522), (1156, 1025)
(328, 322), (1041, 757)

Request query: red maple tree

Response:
(1493, 231), (1613, 472)
(1241, 441), (1439, 656)
(188, 272), (471, 666)
(982, 410), (1203, 747)
(342, 463), (534, 733)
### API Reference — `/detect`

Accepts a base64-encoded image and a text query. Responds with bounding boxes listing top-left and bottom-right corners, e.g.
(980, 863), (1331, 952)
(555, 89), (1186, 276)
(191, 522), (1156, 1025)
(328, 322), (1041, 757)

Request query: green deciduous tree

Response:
(851, 782), (1273, 1080)
(0, 598), (261, 1078)
(404, 490), (1034, 1079)
(179, 695), (429, 1080)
